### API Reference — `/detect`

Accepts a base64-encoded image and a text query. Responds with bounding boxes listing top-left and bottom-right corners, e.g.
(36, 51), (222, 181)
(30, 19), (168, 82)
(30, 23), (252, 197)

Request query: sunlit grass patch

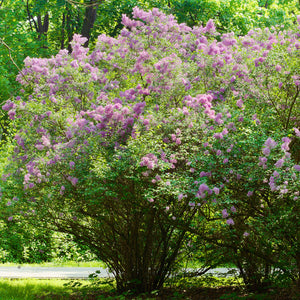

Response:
(0, 278), (114, 300)
(0, 278), (73, 300)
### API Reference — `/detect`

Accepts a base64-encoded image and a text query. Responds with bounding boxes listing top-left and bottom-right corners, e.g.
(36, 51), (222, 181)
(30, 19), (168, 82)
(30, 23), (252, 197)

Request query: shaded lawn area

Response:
(0, 277), (298, 300)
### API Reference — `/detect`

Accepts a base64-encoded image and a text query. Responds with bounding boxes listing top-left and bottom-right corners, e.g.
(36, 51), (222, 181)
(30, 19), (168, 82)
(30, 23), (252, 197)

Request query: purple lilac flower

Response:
(2, 100), (16, 111)
(198, 183), (210, 196)
(42, 135), (51, 147)
(230, 206), (236, 213)
(226, 218), (234, 225)
(175, 138), (181, 145)
(133, 102), (146, 115)
(269, 176), (277, 191)
(204, 19), (216, 33)
(69, 177), (78, 186)
(262, 137), (277, 156)
(140, 154), (158, 169)
(274, 158), (284, 168)
(8, 110), (16, 120)
(178, 193), (184, 200)
(264, 137), (277, 149)
(222, 209), (228, 218)
(213, 187), (220, 195)
(236, 99), (243, 108)
(70, 60), (79, 68)
(281, 137), (291, 151)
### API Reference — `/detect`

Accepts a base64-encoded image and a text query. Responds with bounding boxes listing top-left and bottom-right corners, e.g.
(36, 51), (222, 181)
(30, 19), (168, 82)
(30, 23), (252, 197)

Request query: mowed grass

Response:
(0, 277), (294, 300)
(0, 278), (115, 300)
(0, 277), (241, 300)
(0, 278), (74, 300)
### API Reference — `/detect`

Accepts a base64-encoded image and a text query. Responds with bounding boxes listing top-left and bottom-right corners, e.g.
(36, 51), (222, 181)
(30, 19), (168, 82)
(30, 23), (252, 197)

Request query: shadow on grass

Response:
(0, 277), (298, 300)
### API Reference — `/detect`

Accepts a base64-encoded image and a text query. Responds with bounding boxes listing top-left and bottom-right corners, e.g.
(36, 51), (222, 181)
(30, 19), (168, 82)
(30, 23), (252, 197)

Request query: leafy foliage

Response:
(0, 4), (299, 294)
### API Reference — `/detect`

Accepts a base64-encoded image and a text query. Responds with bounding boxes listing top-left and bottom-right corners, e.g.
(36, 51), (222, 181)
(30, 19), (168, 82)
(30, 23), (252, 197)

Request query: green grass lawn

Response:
(0, 278), (114, 300)
(0, 276), (296, 300)
(0, 276), (240, 300)
(0, 278), (74, 300)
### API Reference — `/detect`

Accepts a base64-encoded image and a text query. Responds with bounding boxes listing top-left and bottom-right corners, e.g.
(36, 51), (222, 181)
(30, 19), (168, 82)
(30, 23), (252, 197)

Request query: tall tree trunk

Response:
(37, 13), (49, 40)
(60, 13), (66, 49)
(81, 0), (99, 47)
(24, 1), (49, 47)
(66, 3), (73, 53)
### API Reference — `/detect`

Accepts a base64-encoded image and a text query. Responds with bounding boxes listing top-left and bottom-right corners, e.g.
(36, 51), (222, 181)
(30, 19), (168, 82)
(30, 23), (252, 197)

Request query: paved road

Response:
(0, 266), (111, 279)
(0, 267), (235, 279)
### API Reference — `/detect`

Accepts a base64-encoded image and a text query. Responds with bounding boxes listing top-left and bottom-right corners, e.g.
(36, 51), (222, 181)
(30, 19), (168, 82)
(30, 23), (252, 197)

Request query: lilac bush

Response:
(1, 7), (299, 292)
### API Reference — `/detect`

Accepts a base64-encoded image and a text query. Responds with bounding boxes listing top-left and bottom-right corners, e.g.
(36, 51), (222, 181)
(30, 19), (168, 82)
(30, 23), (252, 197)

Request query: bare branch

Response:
(0, 38), (29, 83)
(285, 86), (299, 130)
(26, 0), (38, 32)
